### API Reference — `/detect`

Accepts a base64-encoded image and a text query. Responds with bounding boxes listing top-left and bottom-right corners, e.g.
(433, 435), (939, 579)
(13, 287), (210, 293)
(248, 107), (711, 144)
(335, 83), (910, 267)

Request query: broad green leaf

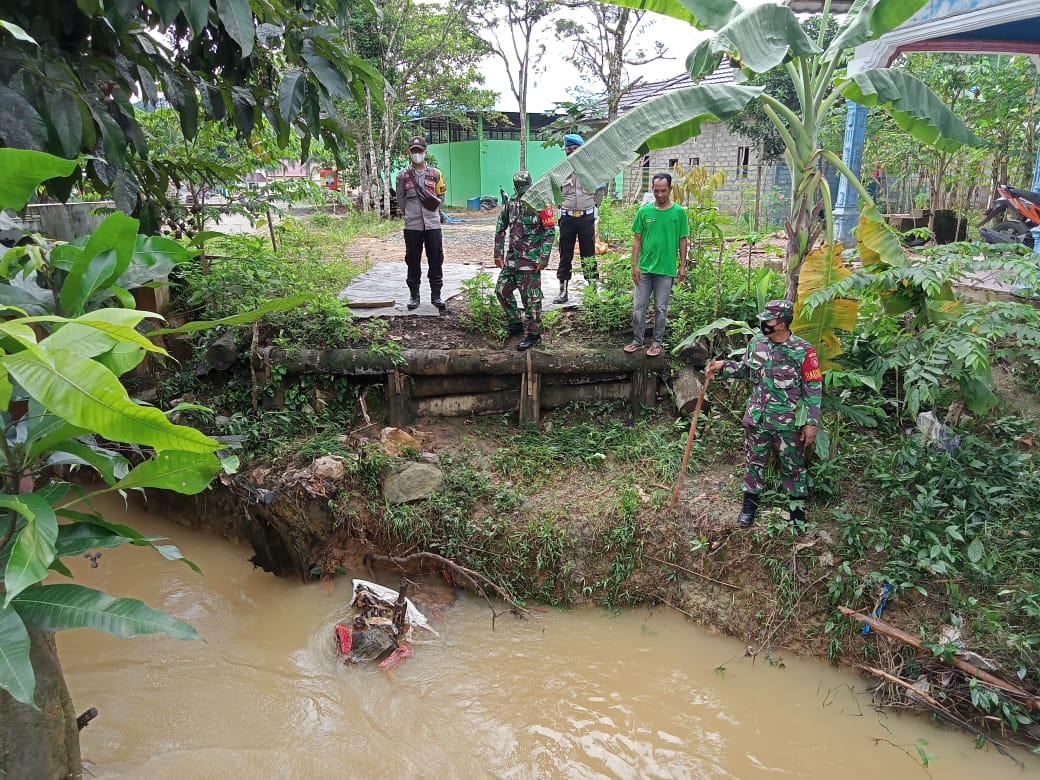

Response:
(279, 70), (308, 123)
(843, 68), (982, 153)
(187, 230), (228, 246)
(3, 492), (59, 607)
(109, 450), (221, 495)
(12, 584), (200, 640)
(525, 84), (762, 208)
(40, 310), (165, 358)
(0, 607), (35, 707)
(55, 522), (134, 557)
(596, 0), (741, 29)
(120, 235), (194, 289)
(45, 441), (129, 485)
(61, 212), (139, 316)
(685, 4), (819, 80)
(303, 49), (351, 100)
(826, 0), (929, 62)
(54, 509), (201, 573)
(94, 341), (148, 377)
(966, 537), (985, 564)
(959, 376), (998, 415)
(181, 0), (210, 37)
(0, 149), (78, 211)
(0, 19), (37, 44)
(150, 294), (314, 334)
(216, 0), (255, 57)
(44, 89), (83, 158)
(793, 244), (859, 368)
(3, 348), (218, 453)
(0, 365), (10, 409)
(24, 410), (91, 461)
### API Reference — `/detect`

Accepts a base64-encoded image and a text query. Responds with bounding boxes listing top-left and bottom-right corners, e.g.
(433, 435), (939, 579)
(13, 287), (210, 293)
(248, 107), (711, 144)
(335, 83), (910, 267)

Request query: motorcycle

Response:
(978, 183), (1040, 247)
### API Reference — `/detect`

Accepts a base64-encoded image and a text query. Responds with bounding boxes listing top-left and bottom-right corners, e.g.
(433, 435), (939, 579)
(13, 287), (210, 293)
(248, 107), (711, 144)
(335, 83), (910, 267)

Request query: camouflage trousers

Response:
(496, 267), (543, 335)
(743, 426), (809, 500)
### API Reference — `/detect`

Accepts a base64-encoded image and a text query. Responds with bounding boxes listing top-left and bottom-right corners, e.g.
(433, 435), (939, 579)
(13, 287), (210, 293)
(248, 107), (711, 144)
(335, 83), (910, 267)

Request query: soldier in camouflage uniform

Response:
(705, 299), (823, 528)
(494, 170), (557, 351)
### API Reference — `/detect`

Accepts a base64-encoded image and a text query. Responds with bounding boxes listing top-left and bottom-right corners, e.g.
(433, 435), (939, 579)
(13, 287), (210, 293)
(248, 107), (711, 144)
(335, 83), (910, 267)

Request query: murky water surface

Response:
(58, 499), (1035, 779)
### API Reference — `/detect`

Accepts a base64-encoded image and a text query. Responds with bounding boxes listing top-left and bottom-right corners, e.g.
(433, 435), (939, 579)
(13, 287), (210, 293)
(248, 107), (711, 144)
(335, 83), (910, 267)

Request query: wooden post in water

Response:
(519, 351), (541, 426)
(386, 370), (414, 427)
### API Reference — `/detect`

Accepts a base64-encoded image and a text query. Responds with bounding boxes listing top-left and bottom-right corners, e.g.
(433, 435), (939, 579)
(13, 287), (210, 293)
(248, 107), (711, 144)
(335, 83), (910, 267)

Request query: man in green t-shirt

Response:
(624, 173), (689, 356)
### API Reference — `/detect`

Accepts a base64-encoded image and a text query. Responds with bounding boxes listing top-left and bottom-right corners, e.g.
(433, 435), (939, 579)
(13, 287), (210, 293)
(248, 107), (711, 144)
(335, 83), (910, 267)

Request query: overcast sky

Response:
(478, 11), (711, 113)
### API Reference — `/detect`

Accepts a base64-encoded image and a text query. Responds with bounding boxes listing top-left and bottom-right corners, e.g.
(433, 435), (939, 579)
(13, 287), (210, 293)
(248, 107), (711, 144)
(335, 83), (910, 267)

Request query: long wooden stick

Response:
(670, 371), (712, 508)
(643, 553), (743, 591)
(839, 606), (1040, 710)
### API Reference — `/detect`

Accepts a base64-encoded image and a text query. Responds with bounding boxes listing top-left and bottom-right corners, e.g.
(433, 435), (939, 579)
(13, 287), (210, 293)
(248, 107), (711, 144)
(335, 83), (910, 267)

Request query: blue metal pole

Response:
(833, 101), (869, 244)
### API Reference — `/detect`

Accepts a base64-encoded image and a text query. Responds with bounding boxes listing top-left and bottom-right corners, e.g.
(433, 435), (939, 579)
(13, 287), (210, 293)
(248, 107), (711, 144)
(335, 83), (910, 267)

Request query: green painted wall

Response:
(427, 137), (565, 209)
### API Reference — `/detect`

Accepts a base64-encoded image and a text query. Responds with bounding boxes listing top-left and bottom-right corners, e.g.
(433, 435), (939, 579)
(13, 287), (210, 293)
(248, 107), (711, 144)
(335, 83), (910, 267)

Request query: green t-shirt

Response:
(631, 201), (689, 276)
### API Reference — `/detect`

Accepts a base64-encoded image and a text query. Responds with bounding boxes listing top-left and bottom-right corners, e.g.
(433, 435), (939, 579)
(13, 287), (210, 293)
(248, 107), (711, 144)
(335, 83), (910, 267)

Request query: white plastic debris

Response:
(351, 578), (438, 636)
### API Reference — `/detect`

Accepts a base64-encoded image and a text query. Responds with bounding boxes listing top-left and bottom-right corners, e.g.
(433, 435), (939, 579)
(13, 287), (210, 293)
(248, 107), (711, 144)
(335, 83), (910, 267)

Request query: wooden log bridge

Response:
(264, 346), (707, 427)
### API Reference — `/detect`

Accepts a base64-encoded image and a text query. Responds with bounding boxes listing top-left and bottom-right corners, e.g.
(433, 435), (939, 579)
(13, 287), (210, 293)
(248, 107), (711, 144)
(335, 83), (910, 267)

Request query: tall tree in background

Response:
(0, 0), (383, 231)
(472, 0), (556, 167)
(343, 0), (495, 214)
(554, 4), (668, 122)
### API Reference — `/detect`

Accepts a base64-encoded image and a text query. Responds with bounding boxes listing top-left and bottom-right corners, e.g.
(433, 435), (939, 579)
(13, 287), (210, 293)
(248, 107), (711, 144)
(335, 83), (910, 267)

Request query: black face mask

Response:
(760, 321), (779, 335)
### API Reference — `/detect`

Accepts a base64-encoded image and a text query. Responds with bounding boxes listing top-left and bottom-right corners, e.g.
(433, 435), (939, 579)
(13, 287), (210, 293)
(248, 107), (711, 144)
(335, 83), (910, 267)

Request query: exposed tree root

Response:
(364, 551), (531, 627)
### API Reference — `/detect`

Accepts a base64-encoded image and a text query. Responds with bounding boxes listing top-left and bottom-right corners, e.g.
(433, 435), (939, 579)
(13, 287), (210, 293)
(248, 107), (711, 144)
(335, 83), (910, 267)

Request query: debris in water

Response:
(334, 579), (436, 669)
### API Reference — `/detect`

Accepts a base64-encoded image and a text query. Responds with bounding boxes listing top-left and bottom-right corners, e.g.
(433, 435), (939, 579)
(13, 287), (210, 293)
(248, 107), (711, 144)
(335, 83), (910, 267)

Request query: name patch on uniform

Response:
(802, 348), (823, 382)
(539, 206), (555, 227)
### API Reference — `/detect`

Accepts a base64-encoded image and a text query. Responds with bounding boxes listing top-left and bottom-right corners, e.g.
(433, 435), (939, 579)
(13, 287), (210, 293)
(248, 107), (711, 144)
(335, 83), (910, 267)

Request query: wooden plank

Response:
(519, 351), (540, 426)
(411, 375), (517, 398)
(345, 299), (395, 309)
(416, 390), (519, 417)
(386, 370), (414, 427)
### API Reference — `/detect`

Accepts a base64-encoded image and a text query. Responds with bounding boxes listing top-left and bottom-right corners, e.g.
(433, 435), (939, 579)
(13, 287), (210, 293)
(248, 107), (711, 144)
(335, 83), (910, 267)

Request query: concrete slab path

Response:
(339, 261), (590, 318)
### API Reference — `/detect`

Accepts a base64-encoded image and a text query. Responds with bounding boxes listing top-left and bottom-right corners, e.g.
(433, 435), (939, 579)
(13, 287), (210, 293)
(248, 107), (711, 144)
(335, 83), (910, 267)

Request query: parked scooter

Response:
(978, 183), (1040, 247)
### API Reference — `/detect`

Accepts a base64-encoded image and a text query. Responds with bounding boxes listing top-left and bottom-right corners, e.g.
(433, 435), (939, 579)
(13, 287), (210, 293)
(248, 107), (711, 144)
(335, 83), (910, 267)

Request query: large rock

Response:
(383, 463), (443, 504)
(379, 427), (422, 456)
(311, 455), (347, 480)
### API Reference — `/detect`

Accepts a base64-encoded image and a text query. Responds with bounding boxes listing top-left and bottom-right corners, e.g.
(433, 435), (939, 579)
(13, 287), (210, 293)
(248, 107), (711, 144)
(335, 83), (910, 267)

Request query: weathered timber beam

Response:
(411, 375), (518, 398)
(414, 382), (632, 418)
(271, 347), (672, 377)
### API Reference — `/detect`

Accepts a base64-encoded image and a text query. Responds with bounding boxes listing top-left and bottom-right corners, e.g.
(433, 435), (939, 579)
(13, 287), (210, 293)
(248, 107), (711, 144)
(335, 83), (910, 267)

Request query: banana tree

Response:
(524, 0), (981, 305)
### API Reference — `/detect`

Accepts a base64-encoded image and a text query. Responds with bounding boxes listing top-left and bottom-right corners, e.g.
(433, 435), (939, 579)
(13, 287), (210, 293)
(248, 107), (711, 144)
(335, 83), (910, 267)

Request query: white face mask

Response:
(410, 152), (425, 164)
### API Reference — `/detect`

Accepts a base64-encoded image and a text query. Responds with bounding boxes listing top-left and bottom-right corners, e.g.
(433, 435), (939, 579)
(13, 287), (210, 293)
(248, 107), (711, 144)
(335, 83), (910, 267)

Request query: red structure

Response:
(321, 168), (340, 191)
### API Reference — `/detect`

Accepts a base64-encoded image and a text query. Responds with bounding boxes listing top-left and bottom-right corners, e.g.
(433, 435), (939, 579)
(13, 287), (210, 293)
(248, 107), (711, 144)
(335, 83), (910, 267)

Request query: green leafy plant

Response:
(460, 271), (505, 334)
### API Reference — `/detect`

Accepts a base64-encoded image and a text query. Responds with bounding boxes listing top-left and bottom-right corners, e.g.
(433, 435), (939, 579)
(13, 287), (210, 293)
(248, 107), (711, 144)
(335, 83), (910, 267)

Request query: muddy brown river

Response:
(56, 498), (1036, 778)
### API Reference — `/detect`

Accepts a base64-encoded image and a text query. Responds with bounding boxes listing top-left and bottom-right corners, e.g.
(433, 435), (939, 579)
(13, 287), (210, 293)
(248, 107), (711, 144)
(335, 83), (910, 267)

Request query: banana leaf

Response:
(792, 243), (859, 369)
(826, 0), (930, 62)
(843, 69), (982, 153)
(593, 0), (742, 30)
(524, 84), (762, 209)
(685, 3), (819, 81)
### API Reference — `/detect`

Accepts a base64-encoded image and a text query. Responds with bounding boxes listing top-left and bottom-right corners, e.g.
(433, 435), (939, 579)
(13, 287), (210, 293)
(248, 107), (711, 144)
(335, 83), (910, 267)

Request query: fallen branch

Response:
(839, 606), (1040, 711)
(857, 664), (1022, 763)
(364, 551), (530, 625)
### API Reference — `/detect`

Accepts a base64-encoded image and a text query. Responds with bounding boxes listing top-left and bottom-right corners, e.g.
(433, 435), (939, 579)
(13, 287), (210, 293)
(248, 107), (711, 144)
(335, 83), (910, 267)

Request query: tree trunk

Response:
(271, 346), (674, 377)
(0, 629), (81, 779)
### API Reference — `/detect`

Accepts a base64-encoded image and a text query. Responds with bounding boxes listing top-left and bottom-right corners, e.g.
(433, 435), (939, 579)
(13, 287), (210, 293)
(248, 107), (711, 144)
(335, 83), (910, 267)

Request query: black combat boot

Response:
(505, 322), (524, 337)
(430, 286), (446, 310)
(407, 287), (420, 310)
(789, 497), (808, 532)
(553, 280), (569, 304)
(737, 491), (759, 528)
(517, 333), (541, 351)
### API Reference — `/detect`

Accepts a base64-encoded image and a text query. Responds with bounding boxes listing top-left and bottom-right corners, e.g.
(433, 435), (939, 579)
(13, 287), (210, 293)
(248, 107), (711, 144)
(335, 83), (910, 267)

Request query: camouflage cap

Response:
(407, 135), (427, 150)
(756, 299), (794, 322)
